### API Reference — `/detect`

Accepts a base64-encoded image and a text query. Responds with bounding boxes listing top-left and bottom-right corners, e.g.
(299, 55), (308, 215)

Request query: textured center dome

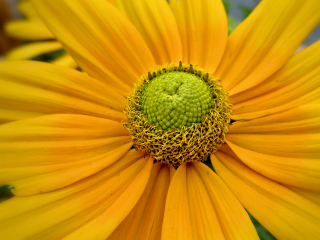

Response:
(125, 62), (231, 167)
(140, 71), (213, 131)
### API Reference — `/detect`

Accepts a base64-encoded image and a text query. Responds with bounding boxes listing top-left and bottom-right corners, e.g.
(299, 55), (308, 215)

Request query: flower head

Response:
(125, 62), (231, 167)
(0, 0), (320, 239)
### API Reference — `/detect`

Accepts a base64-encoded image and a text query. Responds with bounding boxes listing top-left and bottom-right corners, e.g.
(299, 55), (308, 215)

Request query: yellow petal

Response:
(31, 0), (156, 96)
(170, 0), (228, 73)
(0, 114), (131, 195)
(286, 185), (320, 207)
(9, 140), (132, 196)
(18, 0), (39, 19)
(192, 162), (259, 240)
(52, 54), (78, 68)
(0, 61), (125, 123)
(0, 151), (153, 240)
(108, 162), (172, 240)
(0, 108), (43, 124)
(230, 39), (320, 108)
(226, 141), (320, 191)
(5, 41), (62, 60)
(115, 0), (182, 64)
(231, 40), (320, 120)
(65, 156), (153, 240)
(212, 147), (320, 240)
(161, 163), (258, 240)
(5, 20), (54, 40)
(161, 164), (195, 240)
(227, 132), (320, 159)
(230, 104), (320, 134)
(169, 165), (176, 182)
(228, 103), (320, 190)
(215, 0), (320, 95)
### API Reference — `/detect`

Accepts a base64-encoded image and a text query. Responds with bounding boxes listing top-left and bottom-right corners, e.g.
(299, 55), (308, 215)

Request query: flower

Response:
(0, 0), (320, 239)
(4, 0), (77, 68)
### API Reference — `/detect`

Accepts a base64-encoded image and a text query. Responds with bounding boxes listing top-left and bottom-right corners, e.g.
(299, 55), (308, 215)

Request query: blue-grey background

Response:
(226, 0), (319, 47)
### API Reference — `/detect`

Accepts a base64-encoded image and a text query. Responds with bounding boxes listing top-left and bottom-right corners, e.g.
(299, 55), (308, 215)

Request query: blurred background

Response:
(0, 0), (20, 58)
(225, 0), (320, 47)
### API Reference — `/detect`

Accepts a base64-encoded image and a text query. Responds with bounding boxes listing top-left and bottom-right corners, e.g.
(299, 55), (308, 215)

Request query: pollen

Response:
(124, 62), (232, 168)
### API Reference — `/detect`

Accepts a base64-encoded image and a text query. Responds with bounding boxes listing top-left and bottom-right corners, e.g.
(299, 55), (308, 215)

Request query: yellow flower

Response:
(4, 0), (78, 68)
(0, 0), (320, 239)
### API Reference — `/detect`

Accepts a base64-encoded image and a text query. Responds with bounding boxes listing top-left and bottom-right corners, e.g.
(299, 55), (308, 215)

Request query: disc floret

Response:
(140, 71), (213, 131)
(125, 62), (232, 167)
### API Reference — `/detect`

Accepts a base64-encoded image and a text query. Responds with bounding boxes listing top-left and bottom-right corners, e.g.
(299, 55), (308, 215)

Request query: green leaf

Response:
(0, 185), (13, 203)
(31, 47), (66, 63)
(249, 212), (277, 240)
(227, 16), (240, 34)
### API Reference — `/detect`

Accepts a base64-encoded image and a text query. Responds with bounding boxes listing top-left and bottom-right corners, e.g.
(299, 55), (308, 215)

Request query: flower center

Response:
(140, 71), (213, 131)
(125, 62), (232, 168)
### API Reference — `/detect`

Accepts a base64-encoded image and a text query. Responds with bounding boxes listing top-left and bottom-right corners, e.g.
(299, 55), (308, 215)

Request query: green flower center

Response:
(140, 72), (213, 131)
(124, 62), (232, 168)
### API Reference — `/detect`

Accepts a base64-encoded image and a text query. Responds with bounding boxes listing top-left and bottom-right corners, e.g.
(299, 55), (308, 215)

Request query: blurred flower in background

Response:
(4, 0), (77, 68)
(0, 0), (20, 57)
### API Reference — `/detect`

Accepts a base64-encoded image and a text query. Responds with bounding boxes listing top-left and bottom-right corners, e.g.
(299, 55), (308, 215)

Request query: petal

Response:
(5, 41), (62, 60)
(226, 141), (320, 191)
(0, 114), (131, 195)
(170, 0), (228, 73)
(108, 162), (174, 240)
(192, 162), (259, 240)
(64, 156), (153, 240)
(52, 54), (78, 68)
(0, 61), (125, 124)
(230, 103), (320, 134)
(0, 108), (43, 123)
(227, 104), (320, 190)
(0, 151), (153, 240)
(115, 0), (182, 64)
(18, 0), (39, 19)
(227, 133), (320, 159)
(161, 162), (258, 240)
(215, 0), (320, 95)
(212, 148), (320, 240)
(161, 163), (206, 240)
(5, 20), (54, 40)
(230, 40), (320, 119)
(31, 0), (156, 96)
(286, 185), (320, 207)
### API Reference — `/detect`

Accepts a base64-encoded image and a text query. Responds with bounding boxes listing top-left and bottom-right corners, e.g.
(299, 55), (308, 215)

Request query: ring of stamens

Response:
(124, 62), (232, 168)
